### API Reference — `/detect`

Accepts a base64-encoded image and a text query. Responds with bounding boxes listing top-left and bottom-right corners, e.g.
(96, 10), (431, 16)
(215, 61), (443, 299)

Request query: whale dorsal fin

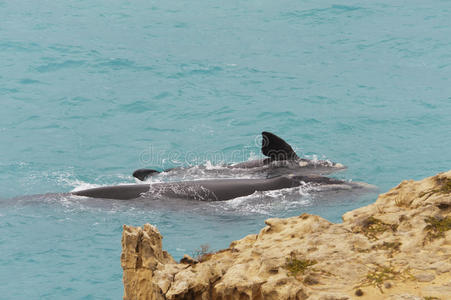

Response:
(261, 131), (299, 161)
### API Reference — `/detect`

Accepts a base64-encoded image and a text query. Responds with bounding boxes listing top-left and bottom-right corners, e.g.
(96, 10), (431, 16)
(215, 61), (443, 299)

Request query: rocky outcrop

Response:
(121, 170), (451, 299)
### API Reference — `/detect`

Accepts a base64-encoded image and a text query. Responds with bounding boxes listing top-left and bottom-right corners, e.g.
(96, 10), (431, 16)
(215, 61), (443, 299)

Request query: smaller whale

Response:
(72, 174), (372, 201)
(133, 132), (346, 181)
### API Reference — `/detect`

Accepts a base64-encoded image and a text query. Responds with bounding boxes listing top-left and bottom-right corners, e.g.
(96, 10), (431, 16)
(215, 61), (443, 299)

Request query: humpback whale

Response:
(132, 132), (345, 181)
(72, 174), (371, 201)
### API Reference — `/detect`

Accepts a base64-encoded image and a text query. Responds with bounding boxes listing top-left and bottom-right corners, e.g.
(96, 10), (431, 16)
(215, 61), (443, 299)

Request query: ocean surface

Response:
(1, 0), (451, 298)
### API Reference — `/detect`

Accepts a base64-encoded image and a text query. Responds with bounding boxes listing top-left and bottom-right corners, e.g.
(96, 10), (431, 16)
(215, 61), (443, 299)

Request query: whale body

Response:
(72, 175), (370, 201)
(132, 132), (346, 181)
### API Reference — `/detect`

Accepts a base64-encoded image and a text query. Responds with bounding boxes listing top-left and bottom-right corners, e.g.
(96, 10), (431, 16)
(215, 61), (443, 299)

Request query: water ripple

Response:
(35, 60), (86, 73)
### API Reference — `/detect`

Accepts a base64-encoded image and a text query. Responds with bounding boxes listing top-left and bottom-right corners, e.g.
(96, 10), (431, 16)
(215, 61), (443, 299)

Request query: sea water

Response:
(1, 0), (451, 298)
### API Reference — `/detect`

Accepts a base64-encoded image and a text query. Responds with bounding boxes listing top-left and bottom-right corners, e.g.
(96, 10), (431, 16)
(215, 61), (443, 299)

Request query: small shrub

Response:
(284, 256), (317, 277)
(192, 244), (213, 262)
(359, 216), (398, 240)
(364, 266), (398, 292)
(437, 177), (451, 194)
(424, 216), (451, 242)
(361, 265), (412, 293)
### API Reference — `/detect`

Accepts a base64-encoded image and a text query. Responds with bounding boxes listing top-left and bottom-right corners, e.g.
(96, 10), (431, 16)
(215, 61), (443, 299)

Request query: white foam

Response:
(218, 184), (314, 215)
(204, 160), (226, 170)
(298, 161), (309, 167)
(70, 181), (102, 192)
(247, 151), (260, 161)
(70, 178), (142, 192)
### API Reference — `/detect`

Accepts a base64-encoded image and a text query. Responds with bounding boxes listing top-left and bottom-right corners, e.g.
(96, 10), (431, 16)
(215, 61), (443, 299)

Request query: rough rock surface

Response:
(121, 170), (451, 299)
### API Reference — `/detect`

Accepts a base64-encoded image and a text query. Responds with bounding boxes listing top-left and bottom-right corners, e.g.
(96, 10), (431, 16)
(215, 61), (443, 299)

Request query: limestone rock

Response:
(122, 170), (451, 299)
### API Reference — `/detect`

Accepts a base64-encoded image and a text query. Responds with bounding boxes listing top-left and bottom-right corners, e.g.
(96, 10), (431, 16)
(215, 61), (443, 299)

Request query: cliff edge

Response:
(121, 170), (451, 299)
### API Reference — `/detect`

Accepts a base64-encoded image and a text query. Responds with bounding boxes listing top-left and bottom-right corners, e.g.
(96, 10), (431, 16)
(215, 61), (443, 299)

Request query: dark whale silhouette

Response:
(72, 174), (371, 201)
(132, 132), (345, 181)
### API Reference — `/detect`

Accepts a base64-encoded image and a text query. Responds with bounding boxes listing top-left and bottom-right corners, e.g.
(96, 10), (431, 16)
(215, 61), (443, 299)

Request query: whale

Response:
(132, 132), (346, 181)
(72, 174), (372, 201)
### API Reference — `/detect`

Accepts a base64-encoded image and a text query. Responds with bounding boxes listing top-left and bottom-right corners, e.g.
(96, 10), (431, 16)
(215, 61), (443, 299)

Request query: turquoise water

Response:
(1, 0), (451, 298)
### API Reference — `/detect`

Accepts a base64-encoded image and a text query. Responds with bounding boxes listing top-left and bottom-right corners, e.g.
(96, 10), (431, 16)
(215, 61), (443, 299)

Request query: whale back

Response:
(73, 184), (150, 200)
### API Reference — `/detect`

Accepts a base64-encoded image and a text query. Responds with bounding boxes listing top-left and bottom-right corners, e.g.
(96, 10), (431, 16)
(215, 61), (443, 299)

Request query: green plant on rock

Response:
(284, 256), (317, 277)
(367, 266), (397, 288)
(360, 264), (413, 293)
(362, 265), (397, 292)
(424, 216), (451, 242)
(359, 216), (398, 240)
